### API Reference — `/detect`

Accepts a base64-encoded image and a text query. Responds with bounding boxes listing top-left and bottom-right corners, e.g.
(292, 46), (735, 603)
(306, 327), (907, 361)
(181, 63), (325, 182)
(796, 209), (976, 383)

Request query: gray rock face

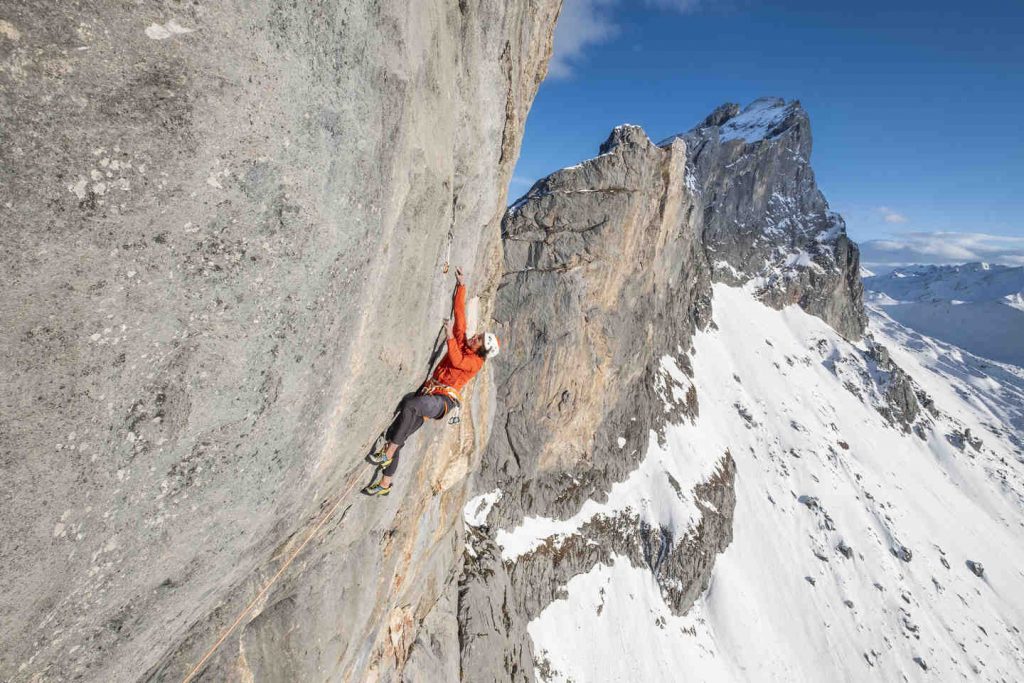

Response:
(670, 97), (867, 340)
(865, 338), (922, 428)
(458, 126), (732, 680)
(3, 15), (881, 676)
(0, 2), (559, 681)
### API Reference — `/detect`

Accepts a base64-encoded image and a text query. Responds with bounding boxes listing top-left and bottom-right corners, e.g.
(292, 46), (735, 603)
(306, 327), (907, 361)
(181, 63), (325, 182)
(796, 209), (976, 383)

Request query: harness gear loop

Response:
(420, 377), (462, 404)
(420, 377), (463, 423)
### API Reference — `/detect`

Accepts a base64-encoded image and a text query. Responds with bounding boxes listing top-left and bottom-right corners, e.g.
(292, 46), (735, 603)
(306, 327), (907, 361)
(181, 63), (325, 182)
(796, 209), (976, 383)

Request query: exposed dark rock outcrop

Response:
(670, 97), (867, 340)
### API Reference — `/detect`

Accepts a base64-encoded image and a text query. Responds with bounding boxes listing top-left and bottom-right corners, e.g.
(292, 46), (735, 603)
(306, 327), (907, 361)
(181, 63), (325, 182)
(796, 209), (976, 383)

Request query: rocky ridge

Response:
(452, 98), (1022, 683)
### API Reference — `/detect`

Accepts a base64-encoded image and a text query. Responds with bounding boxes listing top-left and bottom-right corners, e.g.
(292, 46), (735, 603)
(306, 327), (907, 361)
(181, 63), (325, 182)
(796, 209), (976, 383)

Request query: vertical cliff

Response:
(0, 2), (559, 681)
(458, 126), (733, 680)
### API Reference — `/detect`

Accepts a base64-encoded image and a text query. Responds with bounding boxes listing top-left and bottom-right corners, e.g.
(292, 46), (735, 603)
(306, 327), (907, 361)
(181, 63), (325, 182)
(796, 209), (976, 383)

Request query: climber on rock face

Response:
(362, 267), (500, 496)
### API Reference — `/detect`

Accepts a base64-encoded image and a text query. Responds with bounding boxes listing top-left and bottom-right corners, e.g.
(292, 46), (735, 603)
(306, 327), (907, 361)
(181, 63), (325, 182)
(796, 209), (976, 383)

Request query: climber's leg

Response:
(374, 394), (450, 490)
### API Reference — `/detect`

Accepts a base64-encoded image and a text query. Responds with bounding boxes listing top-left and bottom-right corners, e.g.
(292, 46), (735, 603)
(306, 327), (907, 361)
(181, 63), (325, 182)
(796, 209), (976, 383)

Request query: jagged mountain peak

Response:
(659, 97), (807, 148)
(681, 97), (865, 339)
(599, 123), (658, 155)
(511, 96), (865, 340)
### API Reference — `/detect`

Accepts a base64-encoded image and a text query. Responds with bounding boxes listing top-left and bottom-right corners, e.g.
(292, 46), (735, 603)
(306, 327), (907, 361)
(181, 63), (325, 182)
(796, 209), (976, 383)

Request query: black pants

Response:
(383, 393), (456, 476)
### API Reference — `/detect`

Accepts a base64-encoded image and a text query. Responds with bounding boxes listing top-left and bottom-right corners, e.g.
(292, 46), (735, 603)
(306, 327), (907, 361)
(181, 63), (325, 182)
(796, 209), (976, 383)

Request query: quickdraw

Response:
(442, 228), (453, 274)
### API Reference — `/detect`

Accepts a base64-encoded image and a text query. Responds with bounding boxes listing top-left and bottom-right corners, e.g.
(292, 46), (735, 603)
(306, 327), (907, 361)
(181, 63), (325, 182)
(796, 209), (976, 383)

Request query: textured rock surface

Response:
(0, 2), (559, 681)
(671, 97), (867, 340)
(458, 126), (732, 681)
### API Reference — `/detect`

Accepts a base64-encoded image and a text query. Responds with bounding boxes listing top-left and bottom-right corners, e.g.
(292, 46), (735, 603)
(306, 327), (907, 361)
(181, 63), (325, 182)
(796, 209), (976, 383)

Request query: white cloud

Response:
(877, 206), (908, 224)
(860, 231), (1024, 268)
(549, 0), (619, 79)
(549, 0), (702, 79)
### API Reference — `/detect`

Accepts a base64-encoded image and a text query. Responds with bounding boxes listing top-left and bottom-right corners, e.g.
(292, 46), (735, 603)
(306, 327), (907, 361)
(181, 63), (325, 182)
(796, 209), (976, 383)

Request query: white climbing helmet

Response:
(483, 332), (501, 358)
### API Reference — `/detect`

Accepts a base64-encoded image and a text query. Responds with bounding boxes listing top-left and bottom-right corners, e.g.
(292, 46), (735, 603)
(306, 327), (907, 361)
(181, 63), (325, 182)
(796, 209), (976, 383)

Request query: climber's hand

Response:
(445, 317), (454, 339)
(455, 267), (465, 286)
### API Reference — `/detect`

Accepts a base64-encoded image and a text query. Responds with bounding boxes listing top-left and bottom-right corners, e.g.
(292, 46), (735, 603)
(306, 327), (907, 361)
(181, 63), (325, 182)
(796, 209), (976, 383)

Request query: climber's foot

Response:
(361, 482), (391, 497)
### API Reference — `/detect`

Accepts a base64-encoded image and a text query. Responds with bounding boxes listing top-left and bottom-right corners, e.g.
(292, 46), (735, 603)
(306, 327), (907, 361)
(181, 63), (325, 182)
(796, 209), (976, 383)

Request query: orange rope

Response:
(181, 469), (363, 682)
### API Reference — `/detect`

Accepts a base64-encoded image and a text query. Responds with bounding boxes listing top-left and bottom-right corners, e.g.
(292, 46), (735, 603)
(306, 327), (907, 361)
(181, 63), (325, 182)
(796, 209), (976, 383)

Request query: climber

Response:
(362, 267), (500, 496)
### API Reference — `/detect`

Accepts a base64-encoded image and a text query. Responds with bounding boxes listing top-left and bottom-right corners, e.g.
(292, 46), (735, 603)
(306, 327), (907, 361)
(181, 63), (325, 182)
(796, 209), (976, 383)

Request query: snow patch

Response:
(495, 422), (723, 562)
(719, 97), (790, 143)
(464, 489), (502, 528)
(529, 556), (732, 682)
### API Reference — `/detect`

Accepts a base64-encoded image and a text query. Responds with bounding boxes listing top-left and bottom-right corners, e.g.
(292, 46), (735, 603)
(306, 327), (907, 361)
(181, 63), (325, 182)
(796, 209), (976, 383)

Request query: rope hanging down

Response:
(180, 469), (363, 682)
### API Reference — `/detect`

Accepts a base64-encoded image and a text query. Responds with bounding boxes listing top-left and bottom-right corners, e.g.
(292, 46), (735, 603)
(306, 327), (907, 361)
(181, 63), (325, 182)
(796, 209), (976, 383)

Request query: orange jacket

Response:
(430, 284), (483, 393)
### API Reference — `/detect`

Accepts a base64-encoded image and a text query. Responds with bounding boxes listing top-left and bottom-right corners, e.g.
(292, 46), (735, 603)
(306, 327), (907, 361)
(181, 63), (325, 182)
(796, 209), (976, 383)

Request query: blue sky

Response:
(512, 0), (1024, 267)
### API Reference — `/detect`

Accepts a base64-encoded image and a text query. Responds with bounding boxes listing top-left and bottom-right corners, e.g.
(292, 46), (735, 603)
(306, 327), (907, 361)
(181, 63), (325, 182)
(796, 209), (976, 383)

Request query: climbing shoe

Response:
(361, 482), (391, 497)
(366, 447), (393, 470)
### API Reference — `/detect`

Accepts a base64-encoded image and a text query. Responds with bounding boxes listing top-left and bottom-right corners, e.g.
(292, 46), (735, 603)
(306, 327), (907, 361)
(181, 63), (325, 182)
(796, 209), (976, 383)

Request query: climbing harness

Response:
(420, 377), (462, 425)
(420, 377), (463, 407)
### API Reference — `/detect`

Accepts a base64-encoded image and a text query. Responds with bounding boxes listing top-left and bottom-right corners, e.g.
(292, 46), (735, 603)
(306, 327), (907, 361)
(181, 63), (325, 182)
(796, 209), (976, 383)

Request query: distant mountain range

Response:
(864, 263), (1024, 367)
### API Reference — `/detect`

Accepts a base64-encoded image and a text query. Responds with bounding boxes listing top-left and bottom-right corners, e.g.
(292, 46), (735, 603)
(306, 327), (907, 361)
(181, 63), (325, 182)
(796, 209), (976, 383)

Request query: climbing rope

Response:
(180, 468), (363, 682)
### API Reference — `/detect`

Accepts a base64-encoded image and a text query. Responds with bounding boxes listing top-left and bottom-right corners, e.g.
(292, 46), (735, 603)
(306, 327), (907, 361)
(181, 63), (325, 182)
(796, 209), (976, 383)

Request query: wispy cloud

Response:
(860, 231), (1024, 268)
(549, 0), (702, 79)
(549, 0), (619, 79)
(877, 206), (908, 224)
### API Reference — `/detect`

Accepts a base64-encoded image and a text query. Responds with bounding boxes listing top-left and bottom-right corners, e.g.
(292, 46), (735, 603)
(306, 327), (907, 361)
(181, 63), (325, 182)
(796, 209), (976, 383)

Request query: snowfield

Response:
(523, 285), (1024, 682)
(864, 263), (1024, 367)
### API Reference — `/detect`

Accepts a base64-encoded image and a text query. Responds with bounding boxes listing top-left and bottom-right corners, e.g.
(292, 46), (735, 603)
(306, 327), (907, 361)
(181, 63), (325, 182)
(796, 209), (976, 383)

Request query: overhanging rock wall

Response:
(0, 2), (559, 681)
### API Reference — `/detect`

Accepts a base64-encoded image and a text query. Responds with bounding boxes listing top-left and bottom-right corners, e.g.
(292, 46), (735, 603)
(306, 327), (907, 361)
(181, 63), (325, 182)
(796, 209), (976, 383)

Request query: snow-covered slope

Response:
(865, 263), (1024, 303)
(524, 285), (1024, 682)
(864, 263), (1024, 367)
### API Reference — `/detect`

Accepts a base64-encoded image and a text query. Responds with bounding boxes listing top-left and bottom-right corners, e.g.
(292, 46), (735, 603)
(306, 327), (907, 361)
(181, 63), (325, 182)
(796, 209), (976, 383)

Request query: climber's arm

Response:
(452, 270), (468, 341)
